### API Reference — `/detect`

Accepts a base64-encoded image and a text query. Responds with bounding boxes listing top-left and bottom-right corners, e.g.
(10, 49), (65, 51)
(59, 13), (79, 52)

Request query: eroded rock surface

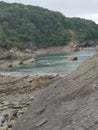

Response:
(0, 74), (60, 130)
(12, 53), (98, 130)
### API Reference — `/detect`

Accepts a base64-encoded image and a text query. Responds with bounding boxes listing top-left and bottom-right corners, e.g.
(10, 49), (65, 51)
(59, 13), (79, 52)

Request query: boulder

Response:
(1, 62), (12, 67)
(24, 58), (35, 64)
(8, 120), (16, 128)
(68, 56), (78, 61)
(12, 61), (23, 66)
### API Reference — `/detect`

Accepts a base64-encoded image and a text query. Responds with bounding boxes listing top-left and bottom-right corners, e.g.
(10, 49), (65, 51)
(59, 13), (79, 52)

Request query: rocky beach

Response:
(0, 46), (96, 130)
(0, 74), (60, 130)
(11, 47), (98, 130)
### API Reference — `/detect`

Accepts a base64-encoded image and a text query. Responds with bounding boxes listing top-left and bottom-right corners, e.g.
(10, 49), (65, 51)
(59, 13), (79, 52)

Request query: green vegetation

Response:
(0, 1), (98, 49)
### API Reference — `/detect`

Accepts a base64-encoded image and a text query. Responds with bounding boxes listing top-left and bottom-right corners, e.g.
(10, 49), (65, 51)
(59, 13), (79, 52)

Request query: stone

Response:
(12, 61), (23, 66)
(0, 126), (8, 130)
(96, 45), (98, 56)
(1, 62), (12, 67)
(24, 58), (35, 64)
(68, 56), (78, 61)
(8, 120), (16, 128)
(0, 116), (4, 126)
(9, 110), (17, 120)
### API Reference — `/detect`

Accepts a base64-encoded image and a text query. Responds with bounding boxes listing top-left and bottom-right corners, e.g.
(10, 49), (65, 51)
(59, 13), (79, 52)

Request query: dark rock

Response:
(77, 42), (96, 48)
(68, 56), (78, 61)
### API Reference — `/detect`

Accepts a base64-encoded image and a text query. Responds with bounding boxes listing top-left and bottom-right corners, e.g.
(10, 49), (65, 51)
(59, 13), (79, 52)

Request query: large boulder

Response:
(12, 53), (98, 130)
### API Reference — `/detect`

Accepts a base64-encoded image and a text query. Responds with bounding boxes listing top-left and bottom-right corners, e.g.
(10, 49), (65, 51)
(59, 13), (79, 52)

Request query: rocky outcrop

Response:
(12, 48), (98, 130)
(0, 48), (17, 60)
(77, 42), (96, 48)
(9, 48), (35, 58)
(62, 44), (80, 53)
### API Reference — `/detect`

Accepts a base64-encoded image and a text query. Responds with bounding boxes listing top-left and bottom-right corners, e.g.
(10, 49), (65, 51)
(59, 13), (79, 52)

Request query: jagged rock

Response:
(12, 52), (98, 130)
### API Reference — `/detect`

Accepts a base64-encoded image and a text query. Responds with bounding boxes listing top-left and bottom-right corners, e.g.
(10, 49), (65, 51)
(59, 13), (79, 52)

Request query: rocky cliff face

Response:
(12, 48), (98, 130)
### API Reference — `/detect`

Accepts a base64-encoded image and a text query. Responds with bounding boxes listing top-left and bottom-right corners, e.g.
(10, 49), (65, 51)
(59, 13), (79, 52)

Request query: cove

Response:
(0, 49), (95, 77)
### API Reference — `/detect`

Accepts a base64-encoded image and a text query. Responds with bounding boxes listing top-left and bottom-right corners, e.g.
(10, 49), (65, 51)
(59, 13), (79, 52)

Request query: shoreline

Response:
(0, 47), (96, 130)
(0, 71), (62, 78)
(0, 47), (95, 78)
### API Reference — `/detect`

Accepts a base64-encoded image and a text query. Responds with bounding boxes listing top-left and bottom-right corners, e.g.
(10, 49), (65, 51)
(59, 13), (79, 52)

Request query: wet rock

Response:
(24, 58), (35, 64)
(1, 62), (12, 67)
(68, 56), (78, 61)
(12, 61), (23, 66)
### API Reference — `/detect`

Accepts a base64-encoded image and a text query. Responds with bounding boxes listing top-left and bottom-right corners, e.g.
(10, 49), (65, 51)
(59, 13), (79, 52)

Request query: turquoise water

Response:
(0, 49), (95, 76)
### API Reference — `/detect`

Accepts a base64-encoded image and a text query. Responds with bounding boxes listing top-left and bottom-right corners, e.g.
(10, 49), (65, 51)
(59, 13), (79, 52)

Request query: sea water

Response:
(0, 48), (95, 77)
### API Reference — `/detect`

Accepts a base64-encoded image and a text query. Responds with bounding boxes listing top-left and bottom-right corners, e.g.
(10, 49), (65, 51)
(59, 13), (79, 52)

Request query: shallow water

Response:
(0, 48), (95, 77)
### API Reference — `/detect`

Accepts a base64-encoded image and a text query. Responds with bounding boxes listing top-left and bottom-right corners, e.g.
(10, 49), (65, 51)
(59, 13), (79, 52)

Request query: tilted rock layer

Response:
(12, 51), (98, 130)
